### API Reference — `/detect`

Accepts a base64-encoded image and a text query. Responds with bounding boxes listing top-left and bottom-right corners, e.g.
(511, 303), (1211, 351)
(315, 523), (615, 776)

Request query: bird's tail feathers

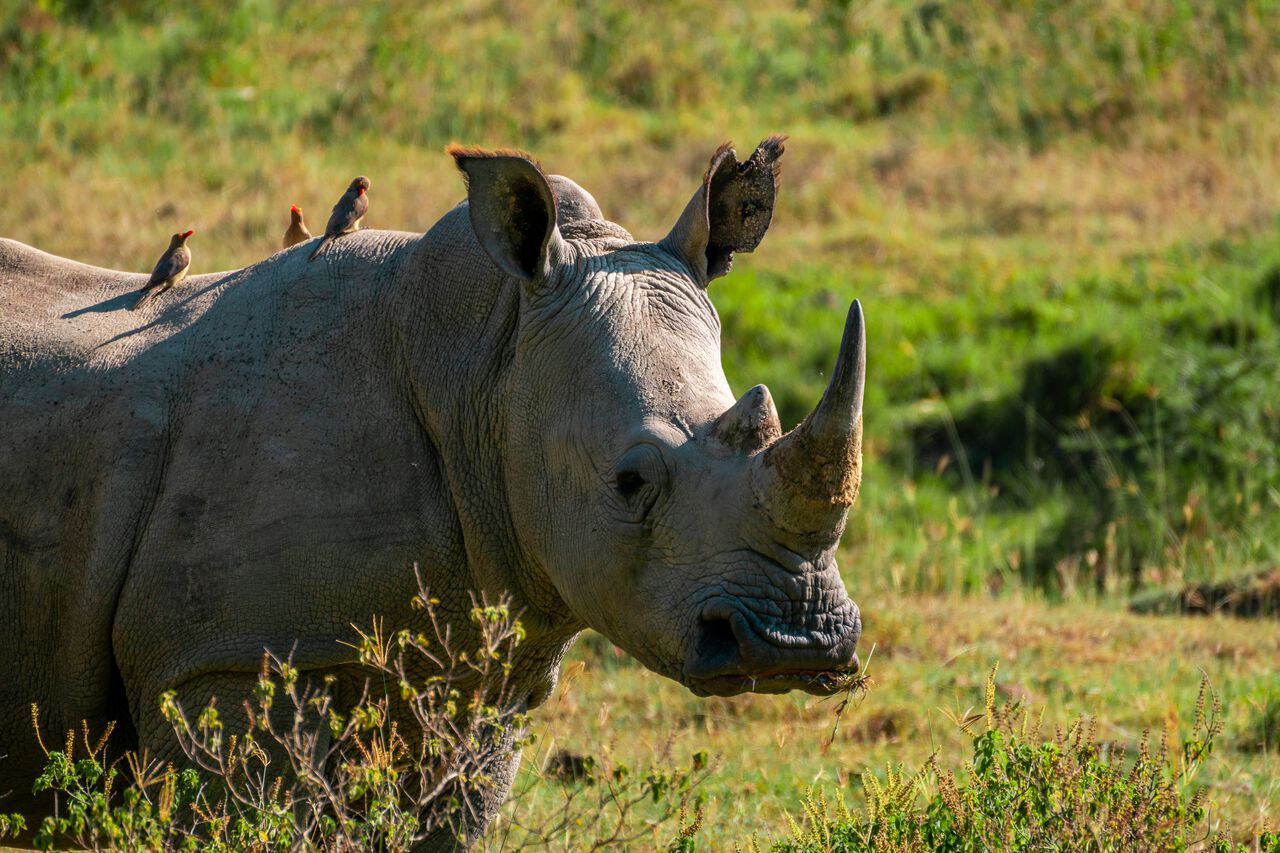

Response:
(307, 236), (333, 262)
(130, 288), (157, 312)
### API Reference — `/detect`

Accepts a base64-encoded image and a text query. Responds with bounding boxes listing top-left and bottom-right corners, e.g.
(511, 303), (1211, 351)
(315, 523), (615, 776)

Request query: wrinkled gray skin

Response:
(0, 139), (865, 848)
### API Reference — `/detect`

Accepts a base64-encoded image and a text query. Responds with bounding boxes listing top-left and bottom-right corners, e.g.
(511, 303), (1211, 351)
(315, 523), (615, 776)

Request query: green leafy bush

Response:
(765, 668), (1277, 853)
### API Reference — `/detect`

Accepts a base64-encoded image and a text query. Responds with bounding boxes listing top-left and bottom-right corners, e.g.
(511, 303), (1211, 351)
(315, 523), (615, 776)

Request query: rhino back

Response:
(100, 232), (477, 717)
(0, 231), (452, 785)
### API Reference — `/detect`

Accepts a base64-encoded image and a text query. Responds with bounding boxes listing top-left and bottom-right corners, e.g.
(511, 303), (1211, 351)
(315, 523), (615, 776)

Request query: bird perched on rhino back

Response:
(130, 230), (193, 312)
(308, 176), (370, 261)
(282, 204), (311, 249)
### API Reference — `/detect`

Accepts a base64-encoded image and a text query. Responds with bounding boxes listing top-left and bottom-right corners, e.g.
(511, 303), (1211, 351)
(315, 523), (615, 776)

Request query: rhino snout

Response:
(682, 595), (861, 698)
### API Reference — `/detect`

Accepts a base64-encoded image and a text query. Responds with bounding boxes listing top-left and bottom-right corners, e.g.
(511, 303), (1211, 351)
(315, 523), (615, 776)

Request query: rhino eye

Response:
(611, 444), (668, 522)
(616, 470), (645, 497)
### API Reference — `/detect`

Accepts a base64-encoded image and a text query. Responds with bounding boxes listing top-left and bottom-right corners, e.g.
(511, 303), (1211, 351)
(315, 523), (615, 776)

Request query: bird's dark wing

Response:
(324, 190), (367, 237)
(146, 246), (190, 287)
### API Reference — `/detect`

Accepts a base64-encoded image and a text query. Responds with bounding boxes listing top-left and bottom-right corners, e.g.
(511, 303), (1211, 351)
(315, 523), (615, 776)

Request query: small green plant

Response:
(0, 811), (24, 841)
(27, 714), (215, 852)
(770, 667), (1263, 852)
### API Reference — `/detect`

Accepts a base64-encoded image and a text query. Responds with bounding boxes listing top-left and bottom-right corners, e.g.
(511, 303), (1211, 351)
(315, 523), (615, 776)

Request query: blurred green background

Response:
(3, 0), (1278, 845)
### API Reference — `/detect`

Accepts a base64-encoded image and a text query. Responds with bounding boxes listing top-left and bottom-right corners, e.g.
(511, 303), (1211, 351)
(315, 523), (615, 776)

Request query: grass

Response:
(3, 599), (1275, 849)
(4, 0), (1280, 846)
(503, 599), (1279, 847)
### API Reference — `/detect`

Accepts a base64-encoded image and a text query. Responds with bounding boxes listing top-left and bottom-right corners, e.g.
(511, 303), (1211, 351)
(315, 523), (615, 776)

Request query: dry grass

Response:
(4, 1), (1280, 290)
(501, 591), (1280, 847)
(8, 108), (1280, 290)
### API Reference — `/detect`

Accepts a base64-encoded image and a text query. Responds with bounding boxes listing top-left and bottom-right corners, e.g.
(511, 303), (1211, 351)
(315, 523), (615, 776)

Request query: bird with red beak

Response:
(283, 205), (311, 249)
(308, 176), (370, 261)
(130, 230), (194, 312)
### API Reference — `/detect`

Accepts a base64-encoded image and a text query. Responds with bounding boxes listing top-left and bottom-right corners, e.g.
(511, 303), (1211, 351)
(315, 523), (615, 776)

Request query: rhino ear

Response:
(660, 135), (785, 285)
(449, 145), (567, 284)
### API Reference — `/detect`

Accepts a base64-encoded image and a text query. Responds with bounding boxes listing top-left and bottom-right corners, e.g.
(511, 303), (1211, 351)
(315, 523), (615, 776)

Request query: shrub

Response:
(767, 667), (1276, 853)
(24, 565), (710, 851)
(0, 811), (23, 841)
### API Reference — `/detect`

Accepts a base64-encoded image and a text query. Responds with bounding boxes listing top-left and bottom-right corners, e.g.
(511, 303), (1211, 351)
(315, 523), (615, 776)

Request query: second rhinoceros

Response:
(0, 137), (866, 844)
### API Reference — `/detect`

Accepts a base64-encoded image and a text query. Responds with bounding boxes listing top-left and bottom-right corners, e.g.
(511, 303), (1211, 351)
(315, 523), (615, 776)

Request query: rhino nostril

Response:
(695, 616), (739, 670)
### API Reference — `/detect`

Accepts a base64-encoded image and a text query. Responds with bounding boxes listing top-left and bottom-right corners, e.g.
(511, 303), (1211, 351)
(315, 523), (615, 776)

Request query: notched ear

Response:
(660, 135), (785, 285)
(449, 144), (566, 283)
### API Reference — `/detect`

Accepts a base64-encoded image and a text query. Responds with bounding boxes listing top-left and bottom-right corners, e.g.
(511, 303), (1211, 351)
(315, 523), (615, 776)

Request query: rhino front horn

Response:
(754, 300), (865, 540)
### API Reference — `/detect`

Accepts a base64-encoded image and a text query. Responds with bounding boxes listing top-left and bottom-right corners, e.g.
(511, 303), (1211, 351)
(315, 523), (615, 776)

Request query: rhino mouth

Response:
(681, 603), (861, 698)
(685, 667), (862, 698)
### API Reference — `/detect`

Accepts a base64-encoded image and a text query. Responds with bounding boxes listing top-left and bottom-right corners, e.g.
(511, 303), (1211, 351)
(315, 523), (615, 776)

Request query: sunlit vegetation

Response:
(3, 1), (1279, 847)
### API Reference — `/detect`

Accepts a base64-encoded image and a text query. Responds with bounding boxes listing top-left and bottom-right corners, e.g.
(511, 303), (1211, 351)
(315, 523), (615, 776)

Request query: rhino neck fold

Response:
(392, 212), (585, 651)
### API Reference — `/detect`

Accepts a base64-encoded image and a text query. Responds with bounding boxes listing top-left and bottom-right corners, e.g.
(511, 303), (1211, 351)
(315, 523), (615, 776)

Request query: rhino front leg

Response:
(414, 728), (523, 852)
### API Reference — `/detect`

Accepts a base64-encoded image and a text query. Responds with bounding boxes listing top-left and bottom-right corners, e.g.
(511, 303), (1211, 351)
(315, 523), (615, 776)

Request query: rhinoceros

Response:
(0, 138), (866, 843)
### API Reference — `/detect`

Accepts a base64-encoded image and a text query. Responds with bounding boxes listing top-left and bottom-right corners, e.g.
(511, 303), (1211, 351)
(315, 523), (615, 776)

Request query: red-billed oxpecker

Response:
(307, 176), (370, 261)
(130, 230), (193, 312)
(282, 205), (311, 249)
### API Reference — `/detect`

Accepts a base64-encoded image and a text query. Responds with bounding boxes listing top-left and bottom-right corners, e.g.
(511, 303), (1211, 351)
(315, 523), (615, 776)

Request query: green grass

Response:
(503, 599), (1279, 847)
(4, 1), (1280, 847)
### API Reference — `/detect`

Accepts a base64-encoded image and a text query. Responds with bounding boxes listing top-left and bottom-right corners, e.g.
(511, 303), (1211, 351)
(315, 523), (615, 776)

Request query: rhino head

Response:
(452, 138), (864, 697)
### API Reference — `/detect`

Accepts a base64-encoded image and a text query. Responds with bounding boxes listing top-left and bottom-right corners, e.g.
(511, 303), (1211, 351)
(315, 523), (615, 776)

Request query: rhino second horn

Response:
(710, 384), (783, 453)
(757, 300), (866, 537)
